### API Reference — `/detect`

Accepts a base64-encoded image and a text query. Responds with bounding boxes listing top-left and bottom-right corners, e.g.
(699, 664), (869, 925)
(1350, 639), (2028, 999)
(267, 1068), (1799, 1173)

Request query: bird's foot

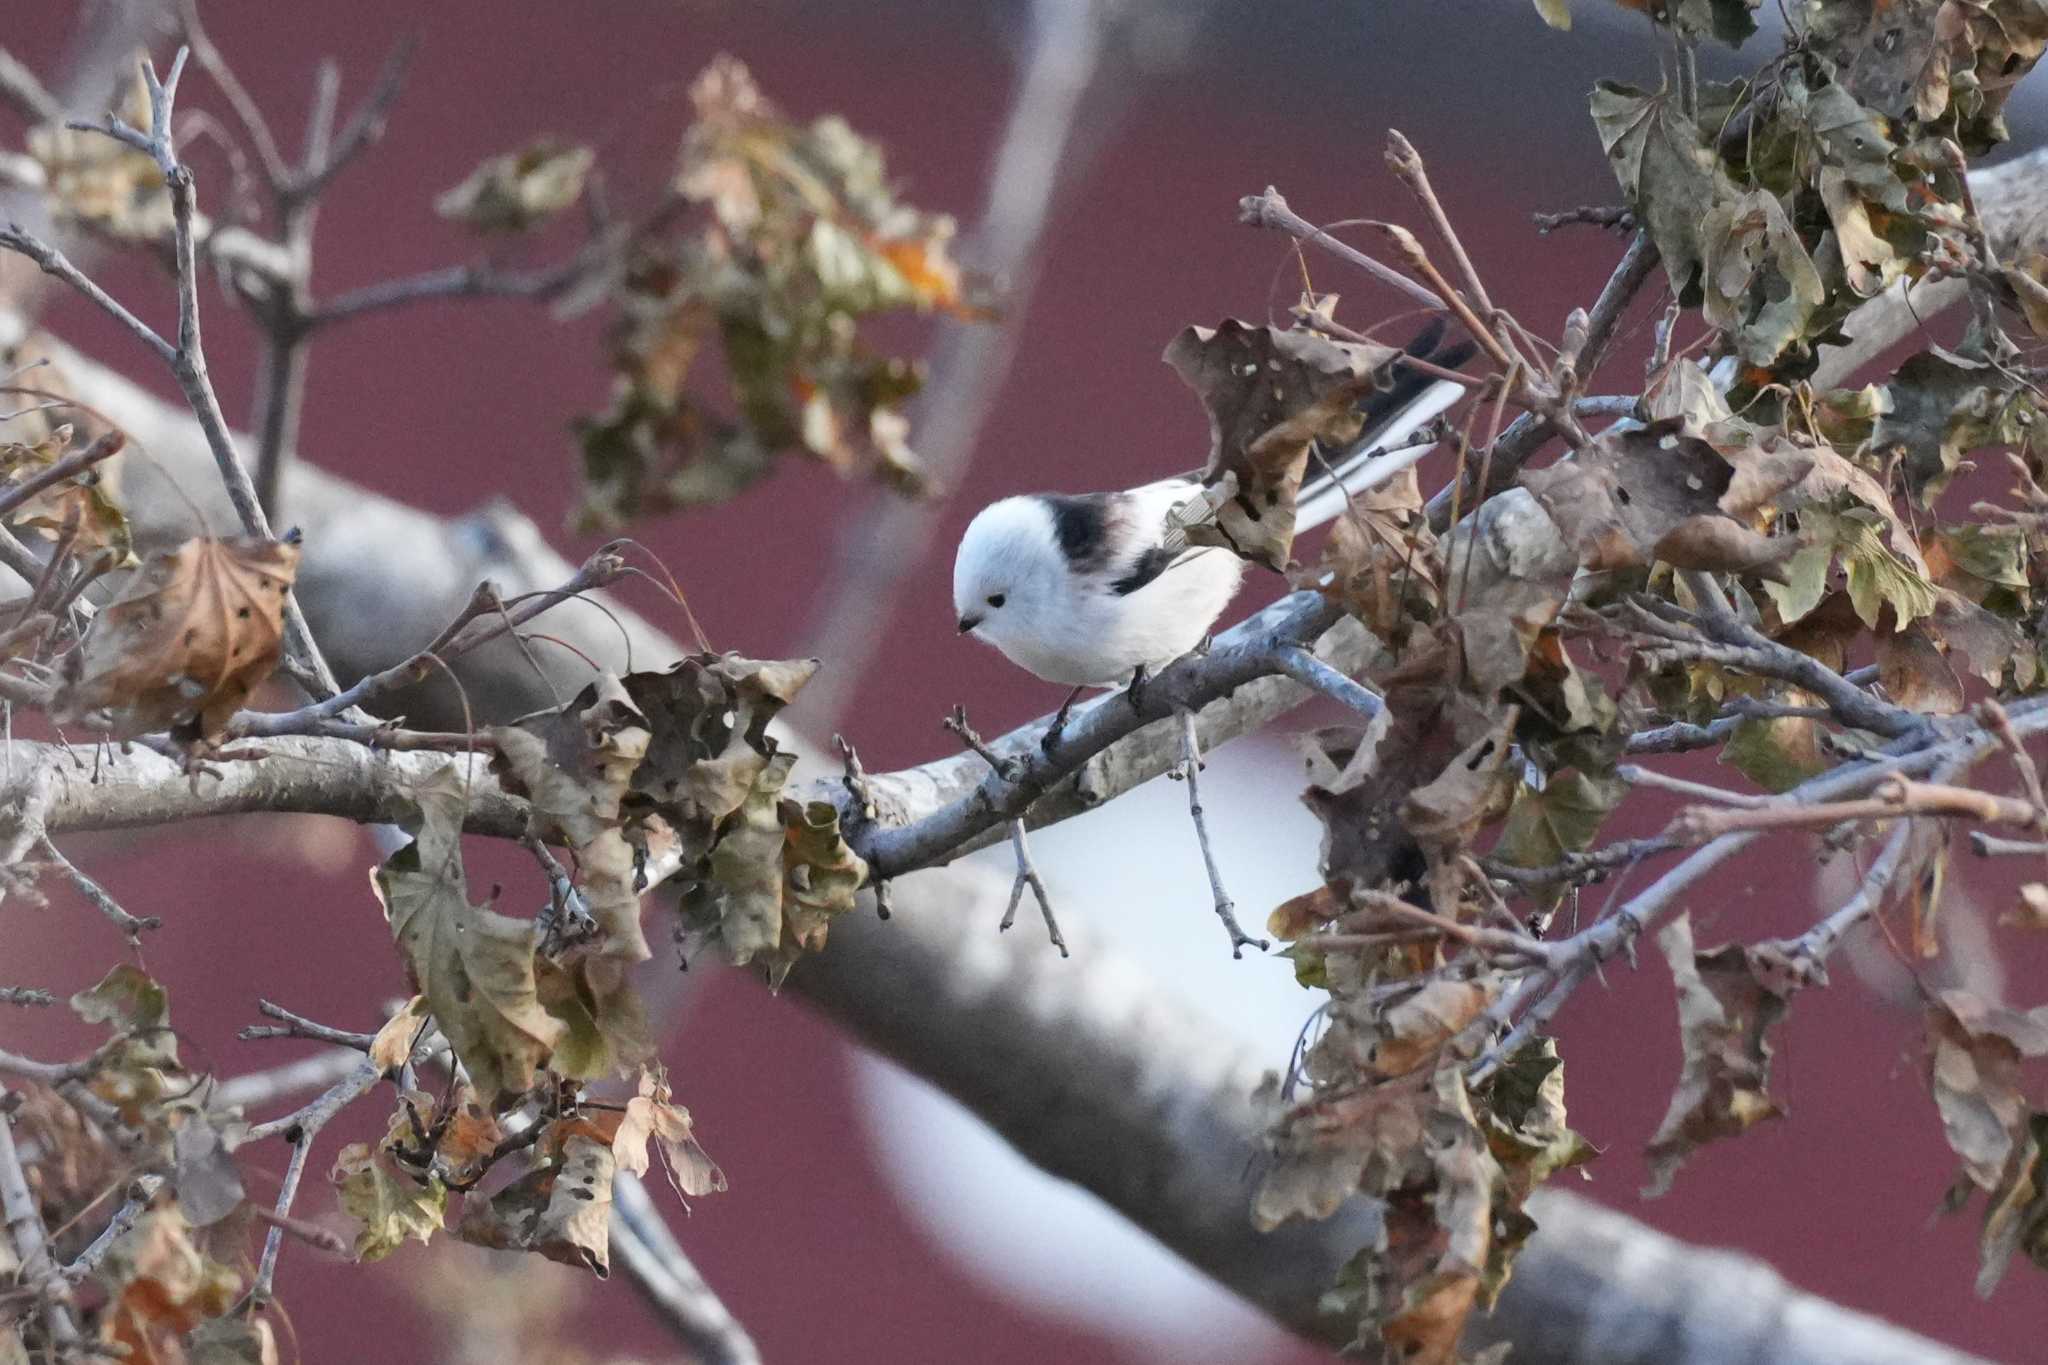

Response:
(1040, 685), (1087, 758)
(1124, 664), (1150, 714)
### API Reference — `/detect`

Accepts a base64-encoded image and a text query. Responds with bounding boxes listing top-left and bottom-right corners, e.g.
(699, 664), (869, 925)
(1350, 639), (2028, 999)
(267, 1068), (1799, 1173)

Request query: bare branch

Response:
(283, 33), (418, 208)
(60, 1174), (162, 1283)
(999, 816), (1066, 955)
(0, 223), (176, 362)
(0, 48), (62, 124)
(0, 1080), (82, 1349)
(305, 252), (603, 329)
(611, 1172), (762, 1365)
(242, 999), (375, 1050)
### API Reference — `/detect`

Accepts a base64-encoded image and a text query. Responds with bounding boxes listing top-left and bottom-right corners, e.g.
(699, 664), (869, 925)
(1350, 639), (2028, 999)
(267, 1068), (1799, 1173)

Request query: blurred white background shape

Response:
(853, 734), (1330, 1361)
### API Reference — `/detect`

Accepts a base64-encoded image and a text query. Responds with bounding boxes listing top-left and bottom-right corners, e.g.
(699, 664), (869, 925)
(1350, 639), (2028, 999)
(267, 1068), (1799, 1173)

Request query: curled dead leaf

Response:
(1642, 915), (1797, 1197)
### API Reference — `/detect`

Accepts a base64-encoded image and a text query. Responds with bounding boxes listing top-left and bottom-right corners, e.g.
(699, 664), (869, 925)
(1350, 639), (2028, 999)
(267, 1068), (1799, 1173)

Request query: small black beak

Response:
(957, 613), (983, 635)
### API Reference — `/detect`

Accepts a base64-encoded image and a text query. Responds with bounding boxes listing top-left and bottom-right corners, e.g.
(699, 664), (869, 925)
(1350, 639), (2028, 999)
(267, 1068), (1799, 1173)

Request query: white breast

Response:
(1007, 547), (1245, 687)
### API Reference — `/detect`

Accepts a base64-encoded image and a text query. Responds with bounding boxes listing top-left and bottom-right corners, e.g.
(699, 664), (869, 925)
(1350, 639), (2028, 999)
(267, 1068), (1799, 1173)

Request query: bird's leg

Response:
(1124, 663), (1150, 714)
(1040, 684), (1087, 757)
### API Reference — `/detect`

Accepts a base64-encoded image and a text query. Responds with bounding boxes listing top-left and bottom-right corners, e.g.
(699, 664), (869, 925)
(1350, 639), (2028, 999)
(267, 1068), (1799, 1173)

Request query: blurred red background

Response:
(5, 2), (2044, 1361)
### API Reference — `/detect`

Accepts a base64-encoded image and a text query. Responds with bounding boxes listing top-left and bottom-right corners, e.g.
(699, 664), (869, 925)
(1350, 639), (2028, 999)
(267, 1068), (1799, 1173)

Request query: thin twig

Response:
(231, 547), (625, 738)
(1238, 186), (1445, 312)
(250, 1200), (347, 1257)
(0, 225), (176, 363)
(249, 1129), (314, 1304)
(305, 253), (602, 329)
(1533, 205), (1635, 234)
(1616, 764), (1772, 808)
(1771, 816), (1920, 971)
(176, 0), (289, 186)
(1177, 706), (1265, 957)
(0, 430), (124, 522)
(943, 705), (1021, 782)
(0, 987), (52, 1008)
(61, 1174), (163, 1282)
(1471, 699), (2048, 1082)
(38, 835), (161, 935)
(526, 830), (593, 952)
(283, 33), (418, 207)
(1971, 831), (2048, 857)
(241, 1054), (383, 1144)
(60, 49), (344, 700)
(1384, 130), (1499, 330)
(1423, 232), (1657, 533)
(999, 817), (1066, 957)
(243, 1000), (374, 1050)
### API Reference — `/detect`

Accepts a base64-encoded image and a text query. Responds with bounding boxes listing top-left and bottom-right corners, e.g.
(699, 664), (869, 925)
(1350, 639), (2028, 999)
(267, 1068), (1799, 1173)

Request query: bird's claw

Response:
(1039, 720), (1064, 758)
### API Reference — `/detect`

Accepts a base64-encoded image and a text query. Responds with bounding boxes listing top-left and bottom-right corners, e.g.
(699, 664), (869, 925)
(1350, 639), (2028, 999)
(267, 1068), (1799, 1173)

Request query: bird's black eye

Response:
(987, 593), (1006, 608)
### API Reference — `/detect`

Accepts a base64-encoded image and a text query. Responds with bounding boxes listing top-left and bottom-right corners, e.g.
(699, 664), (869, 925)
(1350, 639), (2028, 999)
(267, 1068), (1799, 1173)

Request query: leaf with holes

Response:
(1163, 320), (1399, 571)
(1698, 189), (1826, 368)
(455, 1134), (615, 1277)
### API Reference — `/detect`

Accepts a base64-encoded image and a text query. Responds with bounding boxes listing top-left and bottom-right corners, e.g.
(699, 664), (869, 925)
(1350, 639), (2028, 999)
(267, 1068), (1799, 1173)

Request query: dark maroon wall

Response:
(6, 3), (2042, 1361)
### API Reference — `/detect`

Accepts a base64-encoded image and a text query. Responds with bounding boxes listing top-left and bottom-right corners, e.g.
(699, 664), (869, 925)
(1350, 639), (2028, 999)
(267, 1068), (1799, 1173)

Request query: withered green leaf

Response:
(1699, 189), (1825, 367)
(1589, 82), (1733, 298)
(536, 955), (652, 1082)
(375, 768), (563, 1103)
(330, 1140), (446, 1262)
(491, 676), (653, 962)
(1928, 990), (2048, 1193)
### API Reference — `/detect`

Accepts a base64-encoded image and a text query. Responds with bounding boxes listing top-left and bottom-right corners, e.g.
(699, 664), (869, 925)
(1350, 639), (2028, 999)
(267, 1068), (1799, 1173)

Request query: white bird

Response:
(953, 325), (1470, 741)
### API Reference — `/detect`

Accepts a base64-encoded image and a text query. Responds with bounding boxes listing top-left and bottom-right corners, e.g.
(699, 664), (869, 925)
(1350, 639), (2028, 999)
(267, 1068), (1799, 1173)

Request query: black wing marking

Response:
(1045, 493), (1116, 575)
(1111, 543), (1177, 596)
(1298, 321), (1475, 504)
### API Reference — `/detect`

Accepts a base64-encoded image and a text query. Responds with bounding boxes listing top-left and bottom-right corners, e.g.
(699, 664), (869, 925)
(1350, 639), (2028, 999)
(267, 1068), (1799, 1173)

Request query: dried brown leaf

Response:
(58, 536), (298, 740)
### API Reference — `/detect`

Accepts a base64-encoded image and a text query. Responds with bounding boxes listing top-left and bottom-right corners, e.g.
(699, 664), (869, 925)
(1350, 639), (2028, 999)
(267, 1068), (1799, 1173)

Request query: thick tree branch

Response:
(789, 866), (1989, 1363)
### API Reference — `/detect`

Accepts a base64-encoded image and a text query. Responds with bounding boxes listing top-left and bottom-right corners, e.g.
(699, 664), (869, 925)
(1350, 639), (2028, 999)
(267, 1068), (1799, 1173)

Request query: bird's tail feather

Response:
(1293, 321), (1473, 535)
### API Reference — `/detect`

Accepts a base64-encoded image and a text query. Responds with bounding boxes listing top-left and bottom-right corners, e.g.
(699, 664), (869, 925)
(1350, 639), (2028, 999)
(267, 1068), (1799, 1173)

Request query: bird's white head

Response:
(952, 496), (1065, 663)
